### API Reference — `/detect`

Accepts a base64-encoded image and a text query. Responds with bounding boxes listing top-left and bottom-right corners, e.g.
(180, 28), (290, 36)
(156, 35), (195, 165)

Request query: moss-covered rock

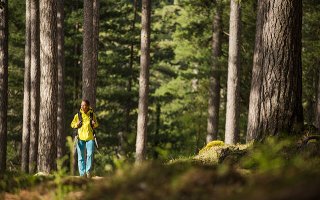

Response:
(195, 143), (249, 165)
(198, 140), (225, 154)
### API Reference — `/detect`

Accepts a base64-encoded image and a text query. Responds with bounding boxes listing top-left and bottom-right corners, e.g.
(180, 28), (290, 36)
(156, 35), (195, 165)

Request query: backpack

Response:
(77, 111), (94, 129)
(75, 111), (99, 148)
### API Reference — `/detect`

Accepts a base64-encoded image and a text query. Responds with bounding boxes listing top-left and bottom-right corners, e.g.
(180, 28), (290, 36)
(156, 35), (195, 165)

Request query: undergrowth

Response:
(2, 134), (320, 200)
(83, 135), (320, 200)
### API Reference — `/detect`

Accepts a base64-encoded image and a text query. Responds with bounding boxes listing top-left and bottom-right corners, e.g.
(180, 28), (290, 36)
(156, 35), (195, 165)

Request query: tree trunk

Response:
(73, 23), (81, 105)
(135, 0), (151, 163)
(207, 1), (222, 143)
(0, 0), (8, 174)
(82, 0), (95, 108)
(38, 0), (57, 173)
(92, 0), (99, 109)
(247, 0), (303, 141)
(246, 0), (264, 142)
(72, 21), (80, 175)
(57, 0), (66, 160)
(316, 66), (320, 131)
(29, 0), (40, 173)
(22, 0), (31, 173)
(225, 0), (241, 145)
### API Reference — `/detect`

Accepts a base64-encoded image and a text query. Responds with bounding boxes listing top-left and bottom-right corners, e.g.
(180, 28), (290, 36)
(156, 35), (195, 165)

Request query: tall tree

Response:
(316, 67), (320, 131)
(57, 0), (66, 160)
(29, 0), (40, 173)
(22, 0), (31, 173)
(0, 0), (8, 174)
(82, 0), (93, 104)
(207, 1), (223, 143)
(92, 0), (99, 107)
(136, 0), (151, 163)
(38, 0), (57, 173)
(246, 0), (303, 141)
(82, 0), (99, 109)
(225, 0), (241, 144)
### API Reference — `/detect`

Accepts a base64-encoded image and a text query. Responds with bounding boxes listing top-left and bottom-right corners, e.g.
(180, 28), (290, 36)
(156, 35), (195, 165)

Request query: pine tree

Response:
(22, 0), (31, 173)
(316, 68), (320, 131)
(247, 0), (303, 141)
(57, 0), (66, 160)
(0, 0), (8, 174)
(29, 0), (40, 173)
(92, 0), (99, 108)
(38, 0), (57, 173)
(136, 0), (151, 163)
(225, 0), (241, 144)
(82, 0), (99, 108)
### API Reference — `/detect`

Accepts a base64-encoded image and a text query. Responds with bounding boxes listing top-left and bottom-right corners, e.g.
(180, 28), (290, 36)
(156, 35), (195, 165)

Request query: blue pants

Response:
(76, 140), (94, 176)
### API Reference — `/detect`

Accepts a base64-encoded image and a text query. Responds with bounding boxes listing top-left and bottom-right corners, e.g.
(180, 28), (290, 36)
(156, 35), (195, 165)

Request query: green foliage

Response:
(53, 156), (72, 200)
(302, 0), (320, 124)
(240, 136), (320, 174)
(84, 136), (320, 199)
(241, 138), (291, 172)
(93, 147), (131, 176)
(4, 136), (320, 199)
(6, 0), (25, 171)
(5, 0), (320, 174)
(3, 0), (320, 198)
(84, 162), (239, 200)
(0, 171), (48, 193)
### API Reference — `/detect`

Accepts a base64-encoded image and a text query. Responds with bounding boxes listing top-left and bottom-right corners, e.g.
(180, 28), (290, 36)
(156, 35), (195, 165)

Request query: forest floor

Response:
(2, 133), (320, 200)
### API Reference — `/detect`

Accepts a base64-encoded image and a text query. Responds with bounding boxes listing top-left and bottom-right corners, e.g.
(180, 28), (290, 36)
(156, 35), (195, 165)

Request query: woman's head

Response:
(81, 99), (90, 113)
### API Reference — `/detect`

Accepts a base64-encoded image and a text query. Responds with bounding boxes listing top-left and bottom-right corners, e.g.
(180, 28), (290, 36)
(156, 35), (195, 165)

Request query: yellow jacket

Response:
(71, 108), (99, 141)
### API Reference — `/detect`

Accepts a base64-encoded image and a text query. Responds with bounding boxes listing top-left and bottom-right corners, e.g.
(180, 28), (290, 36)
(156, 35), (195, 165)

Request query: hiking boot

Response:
(86, 172), (91, 178)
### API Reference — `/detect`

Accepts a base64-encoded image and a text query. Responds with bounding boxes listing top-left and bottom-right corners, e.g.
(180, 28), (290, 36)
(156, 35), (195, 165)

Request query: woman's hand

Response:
(77, 121), (82, 128)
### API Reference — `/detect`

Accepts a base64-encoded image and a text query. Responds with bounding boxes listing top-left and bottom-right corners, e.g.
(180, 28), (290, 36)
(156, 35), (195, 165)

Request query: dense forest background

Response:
(4, 0), (320, 173)
(1, 0), (320, 199)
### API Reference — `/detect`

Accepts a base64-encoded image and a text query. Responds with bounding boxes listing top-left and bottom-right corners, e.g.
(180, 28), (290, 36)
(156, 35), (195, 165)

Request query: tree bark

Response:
(29, 0), (40, 173)
(207, 1), (222, 143)
(136, 0), (151, 163)
(246, 0), (264, 142)
(247, 0), (303, 141)
(225, 0), (241, 145)
(0, 0), (8, 174)
(72, 21), (80, 175)
(73, 23), (81, 104)
(90, 0), (100, 169)
(22, 0), (31, 173)
(92, 0), (99, 109)
(82, 0), (97, 108)
(57, 0), (66, 160)
(316, 66), (320, 131)
(38, 0), (57, 173)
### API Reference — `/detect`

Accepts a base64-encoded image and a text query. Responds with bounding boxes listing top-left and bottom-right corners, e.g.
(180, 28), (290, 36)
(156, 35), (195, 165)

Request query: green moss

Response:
(198, 140), (225, 154)
(195, 143), (250, 165)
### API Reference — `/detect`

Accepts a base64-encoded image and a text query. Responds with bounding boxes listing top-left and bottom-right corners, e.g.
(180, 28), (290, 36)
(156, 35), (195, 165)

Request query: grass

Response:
(2, 134), (320, 199)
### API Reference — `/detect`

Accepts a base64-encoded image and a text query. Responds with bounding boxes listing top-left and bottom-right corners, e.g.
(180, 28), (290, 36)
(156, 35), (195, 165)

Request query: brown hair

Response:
(82, 99), (90, 106)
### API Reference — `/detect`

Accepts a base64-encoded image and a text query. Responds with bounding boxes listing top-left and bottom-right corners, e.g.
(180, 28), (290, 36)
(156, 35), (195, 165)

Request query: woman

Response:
(71, 100), (99, 178)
